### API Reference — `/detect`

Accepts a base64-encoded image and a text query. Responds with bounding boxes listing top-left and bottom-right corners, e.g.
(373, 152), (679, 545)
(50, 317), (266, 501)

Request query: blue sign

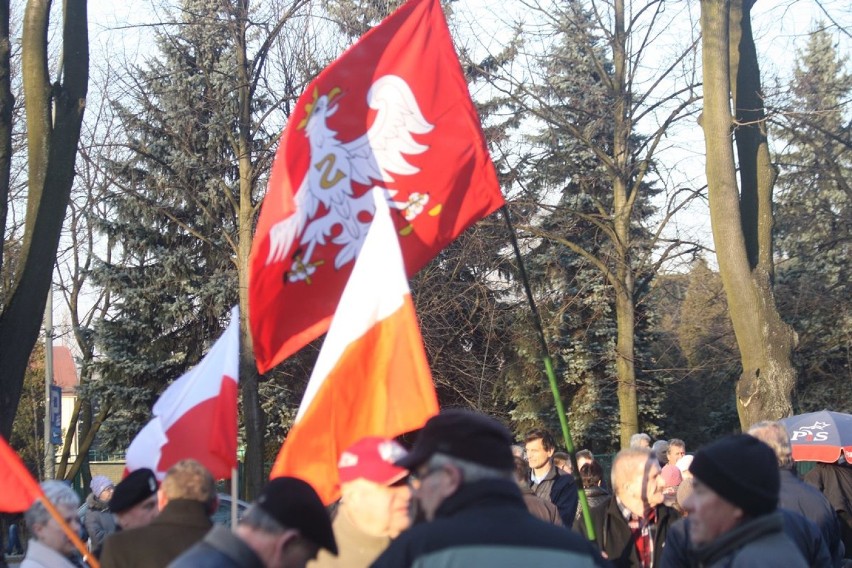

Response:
(49, 385), (62, 445)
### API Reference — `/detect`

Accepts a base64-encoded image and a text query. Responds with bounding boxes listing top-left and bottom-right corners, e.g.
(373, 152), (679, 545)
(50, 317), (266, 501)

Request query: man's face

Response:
(33, 503), (79, 556)
(412, 464), (456, 521)
(577, 456), (592, 471)
(642, 460), (665, 508)
(618, 457), (664, 514)
(116, 494), (159, 530)
(667, 444), (686, 464)
(345, 480), (411, 538)
(682, 479), (742, 546)
(524, 439), (554, 470)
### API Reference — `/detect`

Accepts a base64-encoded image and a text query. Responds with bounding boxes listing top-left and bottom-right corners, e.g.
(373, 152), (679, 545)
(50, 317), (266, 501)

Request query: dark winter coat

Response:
(84, 493), (117, 558)
(370, 479), (610, 568)
(100, 499), (212, 568)
(531, 464), (580, 527)
(806, 462), (852, 560)
(692, 511), (806, 567)
(575, 486), (612, 530)
(579, 495), (679, 568)
(521, 486), (563, 526)
(779, 468), (845, 565)
(168, 525), (263, 568)
(660, 509), (830, 568)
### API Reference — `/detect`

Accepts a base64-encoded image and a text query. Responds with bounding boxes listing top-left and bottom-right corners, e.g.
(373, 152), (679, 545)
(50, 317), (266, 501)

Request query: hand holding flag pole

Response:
(1, 434), (100, 567)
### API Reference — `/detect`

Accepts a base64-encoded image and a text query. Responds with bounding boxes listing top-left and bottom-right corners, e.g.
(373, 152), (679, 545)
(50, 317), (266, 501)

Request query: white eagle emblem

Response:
(265, 75), (435, 282)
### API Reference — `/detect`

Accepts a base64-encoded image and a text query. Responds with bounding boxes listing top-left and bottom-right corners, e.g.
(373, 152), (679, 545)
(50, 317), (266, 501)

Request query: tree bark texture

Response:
(0, 0), (88, 439)
(611, 0), (640, 447)
(235, 0), (264, 499)
(700, 0), (796, 430)
(0, 0), (12, 272)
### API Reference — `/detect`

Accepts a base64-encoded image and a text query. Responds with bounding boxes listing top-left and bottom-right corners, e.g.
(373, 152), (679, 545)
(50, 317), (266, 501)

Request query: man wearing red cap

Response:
(311, 436), (412, 568)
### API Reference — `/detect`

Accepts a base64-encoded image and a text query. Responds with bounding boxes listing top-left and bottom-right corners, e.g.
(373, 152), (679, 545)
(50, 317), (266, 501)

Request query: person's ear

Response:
(157, 488), (168, 510)
(443, 464), (463, 493)
(275, 529), (302, 560)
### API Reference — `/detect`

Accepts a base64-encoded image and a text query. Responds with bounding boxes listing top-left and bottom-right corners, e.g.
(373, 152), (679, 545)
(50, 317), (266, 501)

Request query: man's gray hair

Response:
(748, 421), (794, 470)
(238, 503), (287, 535)
(25, 481), (81, 531)
(629, 433), (651, 448)
(427, 453), (514, 484)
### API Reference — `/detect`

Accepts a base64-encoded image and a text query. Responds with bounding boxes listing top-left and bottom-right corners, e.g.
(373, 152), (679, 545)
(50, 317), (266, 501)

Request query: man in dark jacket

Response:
(100, 459), (217, 568)
(513, 456), (562, 525)
(371, 409), (609, 567)
(806, 460), (852, 561)
(677, 435), (807, 567)
(660, 507), (831, 567)
(579, 447), (678, 567)
(748, 420), (845, 565)
(524, 428), (579, 526)
(169, 477), (337, 568)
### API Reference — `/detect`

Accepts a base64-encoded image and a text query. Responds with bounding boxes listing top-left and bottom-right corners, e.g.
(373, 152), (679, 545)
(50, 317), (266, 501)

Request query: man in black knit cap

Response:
(677, 434), (807, 566)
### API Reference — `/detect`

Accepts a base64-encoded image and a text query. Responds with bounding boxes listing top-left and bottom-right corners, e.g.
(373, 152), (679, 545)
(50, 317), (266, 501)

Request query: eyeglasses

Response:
(408, 465), (444, 488)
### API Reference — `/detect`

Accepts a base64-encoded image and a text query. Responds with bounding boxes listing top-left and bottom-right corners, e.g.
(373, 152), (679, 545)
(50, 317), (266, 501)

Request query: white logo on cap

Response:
(339, 451), (359, 468)
(378, 441), (406, 463)
(148, 476), (157, 492)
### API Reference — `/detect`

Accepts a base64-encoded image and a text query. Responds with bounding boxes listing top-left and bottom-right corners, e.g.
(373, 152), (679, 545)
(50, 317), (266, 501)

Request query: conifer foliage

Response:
(90, 0), (247, 448)
(774, 25), (852, 412)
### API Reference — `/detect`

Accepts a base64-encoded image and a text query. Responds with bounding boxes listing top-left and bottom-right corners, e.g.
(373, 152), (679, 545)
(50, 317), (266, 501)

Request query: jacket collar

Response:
(435, 479), (525, 519)
(692, 511), (784, 565)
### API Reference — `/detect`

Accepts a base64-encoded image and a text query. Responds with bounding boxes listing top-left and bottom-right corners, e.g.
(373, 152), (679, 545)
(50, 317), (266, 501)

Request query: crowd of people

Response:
(9, 409), (852, 568)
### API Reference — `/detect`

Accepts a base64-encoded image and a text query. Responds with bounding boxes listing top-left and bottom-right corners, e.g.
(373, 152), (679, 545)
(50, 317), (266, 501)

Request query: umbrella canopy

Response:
(778, 410), (852, 463)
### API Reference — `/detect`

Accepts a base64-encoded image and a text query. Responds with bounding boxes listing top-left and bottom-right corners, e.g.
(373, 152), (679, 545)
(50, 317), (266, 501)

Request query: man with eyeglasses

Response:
(371, 409), (609, 567)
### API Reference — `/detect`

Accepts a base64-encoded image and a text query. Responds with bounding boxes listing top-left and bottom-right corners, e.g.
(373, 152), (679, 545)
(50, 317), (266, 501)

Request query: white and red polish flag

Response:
(269, 192), (439, 504)
(125, 306), (240, 480)
(248, 0), (504, 374)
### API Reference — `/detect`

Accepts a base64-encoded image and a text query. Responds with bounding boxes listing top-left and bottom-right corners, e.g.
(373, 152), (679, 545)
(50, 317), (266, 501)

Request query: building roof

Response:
(53, 346), (79, 393)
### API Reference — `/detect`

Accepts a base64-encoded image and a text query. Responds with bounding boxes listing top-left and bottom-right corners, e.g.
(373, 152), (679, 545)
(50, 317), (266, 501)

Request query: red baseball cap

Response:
(338, 437), (409, 485)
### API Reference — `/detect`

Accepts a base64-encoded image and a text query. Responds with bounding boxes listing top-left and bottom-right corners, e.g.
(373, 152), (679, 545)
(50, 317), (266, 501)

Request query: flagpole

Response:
(231, 466), (238, 528)
(500, 205), (595, 540)
(38, 495), (100, 568)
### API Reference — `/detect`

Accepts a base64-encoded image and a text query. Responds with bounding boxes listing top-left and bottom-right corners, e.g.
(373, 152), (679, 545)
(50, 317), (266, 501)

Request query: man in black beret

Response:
(372, 409), (609, 567)
(110, 468), (160, 531)
(678, 434), (808, 566)
(169, 477), (336, 568)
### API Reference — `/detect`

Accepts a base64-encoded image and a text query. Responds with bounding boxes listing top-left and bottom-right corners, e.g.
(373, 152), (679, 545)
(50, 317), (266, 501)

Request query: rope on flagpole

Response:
(38, 495), (100, 568)
(500, 205), (596, 541)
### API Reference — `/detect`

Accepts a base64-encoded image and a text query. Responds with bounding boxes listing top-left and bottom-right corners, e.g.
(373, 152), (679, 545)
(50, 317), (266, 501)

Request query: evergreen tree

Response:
(90, 0), (247, 449)
(774, 24), (852, 412)
(500, 1), (670, 451)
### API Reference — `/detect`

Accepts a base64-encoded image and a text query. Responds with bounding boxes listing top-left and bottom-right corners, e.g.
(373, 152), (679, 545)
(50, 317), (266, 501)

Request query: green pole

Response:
(501, 206), (596, 540)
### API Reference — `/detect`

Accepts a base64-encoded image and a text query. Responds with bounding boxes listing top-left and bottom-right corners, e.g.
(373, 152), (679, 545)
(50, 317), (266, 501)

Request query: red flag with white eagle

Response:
(268, 192), (439, 504)
(125, 306), (240, 480)
(249, 0), (504, 373)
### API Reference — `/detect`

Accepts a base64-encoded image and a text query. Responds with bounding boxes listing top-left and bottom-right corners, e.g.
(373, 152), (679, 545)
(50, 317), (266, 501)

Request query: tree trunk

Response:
(0, 0), (88, 439)
(235, 0), (264, 499)
(700, 0), (796, 430)
(0, 0), (12, 272)
(611, 0), (640, 447)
